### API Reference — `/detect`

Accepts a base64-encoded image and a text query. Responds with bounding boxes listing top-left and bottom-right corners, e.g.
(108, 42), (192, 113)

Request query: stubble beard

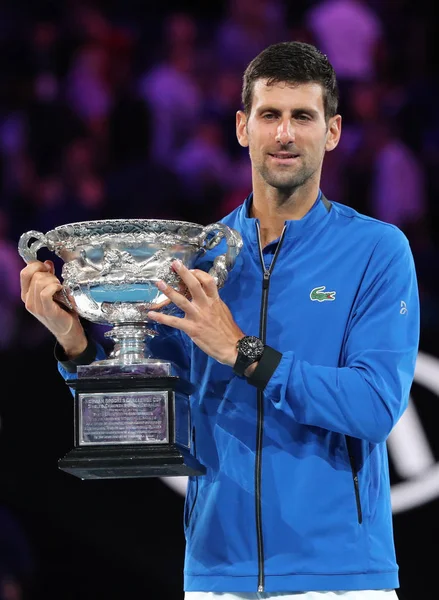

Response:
(257, 160), (314, 199)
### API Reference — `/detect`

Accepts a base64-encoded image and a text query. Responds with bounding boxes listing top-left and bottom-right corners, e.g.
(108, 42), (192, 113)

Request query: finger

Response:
(147, 310), (186, 331)
(156, 280), (197, 315)
(177, 281), (192, 300)
(44, 260), (56, 275)
(27, 273), (60, 314)
(189, 269), (219, 298)
(20, 261), (50, 300)
(40, 281), (64, 313)
(172, 261), (209, 305)
(23, 271), (52, 310)
(152, 296), (172, 311)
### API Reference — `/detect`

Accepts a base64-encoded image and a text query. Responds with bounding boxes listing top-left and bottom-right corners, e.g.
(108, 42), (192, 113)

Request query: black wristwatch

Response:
(233, 335), (265, 377)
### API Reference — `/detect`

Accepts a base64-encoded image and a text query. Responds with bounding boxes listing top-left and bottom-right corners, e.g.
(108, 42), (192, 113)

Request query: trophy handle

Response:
(18, 230), (52, 264)
(18, 230), (73, 309)
(197, 223), (243, 288)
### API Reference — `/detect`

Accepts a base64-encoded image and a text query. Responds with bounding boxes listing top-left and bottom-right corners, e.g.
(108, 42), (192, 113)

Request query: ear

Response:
(236, 110), (249, 147)
(325, 114), (342, 152)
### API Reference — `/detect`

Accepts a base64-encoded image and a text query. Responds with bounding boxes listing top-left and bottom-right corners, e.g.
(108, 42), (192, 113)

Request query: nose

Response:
(275, 119), (294, 145)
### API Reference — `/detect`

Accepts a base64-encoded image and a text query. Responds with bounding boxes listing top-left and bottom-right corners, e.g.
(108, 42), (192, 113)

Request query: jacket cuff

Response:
(54, 336), (98, 374)
(246, 345), (282, 391)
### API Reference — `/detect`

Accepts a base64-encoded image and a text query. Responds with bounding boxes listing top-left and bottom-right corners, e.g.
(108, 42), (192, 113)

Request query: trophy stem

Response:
(105, 323), (156, 363)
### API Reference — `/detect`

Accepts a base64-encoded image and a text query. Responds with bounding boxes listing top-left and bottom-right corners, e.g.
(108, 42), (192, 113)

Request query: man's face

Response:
(236, 79), (341, 192)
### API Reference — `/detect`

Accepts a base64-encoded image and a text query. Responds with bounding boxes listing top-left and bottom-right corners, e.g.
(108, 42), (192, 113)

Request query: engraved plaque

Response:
(78, 391), (169, 446)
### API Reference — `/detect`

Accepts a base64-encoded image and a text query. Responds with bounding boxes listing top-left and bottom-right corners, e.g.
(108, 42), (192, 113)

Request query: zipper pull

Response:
(263, 271), (270, 289)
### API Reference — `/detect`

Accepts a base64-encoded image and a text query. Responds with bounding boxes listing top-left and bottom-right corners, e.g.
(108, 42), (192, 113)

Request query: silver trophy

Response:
(18, 219), (243, 480)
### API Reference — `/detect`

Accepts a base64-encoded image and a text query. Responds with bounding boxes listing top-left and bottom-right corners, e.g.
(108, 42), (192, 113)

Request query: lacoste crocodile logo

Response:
(310, 286), (336, 302)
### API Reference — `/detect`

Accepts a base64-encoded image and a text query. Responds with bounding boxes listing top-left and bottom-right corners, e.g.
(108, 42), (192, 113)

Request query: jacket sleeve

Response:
(263, 227), (420, 444)
(56, 335), (108, 384)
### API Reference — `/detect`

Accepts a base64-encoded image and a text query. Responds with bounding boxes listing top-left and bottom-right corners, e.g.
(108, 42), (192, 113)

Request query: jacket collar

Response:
(237, 190), (332, 249)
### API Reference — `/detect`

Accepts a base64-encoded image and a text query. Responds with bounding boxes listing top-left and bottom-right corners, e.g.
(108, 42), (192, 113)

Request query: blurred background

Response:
(0, 0), (438, 598)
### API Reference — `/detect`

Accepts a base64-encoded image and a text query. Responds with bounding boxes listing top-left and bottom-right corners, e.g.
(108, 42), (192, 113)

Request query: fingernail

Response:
(173, 259), (182, 271)
(156, 280), (166, 291)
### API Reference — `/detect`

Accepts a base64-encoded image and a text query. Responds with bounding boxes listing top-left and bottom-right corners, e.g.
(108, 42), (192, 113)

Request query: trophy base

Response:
(58, 443), (206, 480)
(62, 370), (205, 481)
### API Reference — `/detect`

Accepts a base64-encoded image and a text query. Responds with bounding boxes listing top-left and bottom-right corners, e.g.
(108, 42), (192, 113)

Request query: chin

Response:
(268, 176), (300, 190)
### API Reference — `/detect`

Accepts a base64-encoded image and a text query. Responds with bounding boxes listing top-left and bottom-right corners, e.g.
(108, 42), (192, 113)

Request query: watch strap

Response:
(233, 351), (259, 377)
(247, 345), (282, 391)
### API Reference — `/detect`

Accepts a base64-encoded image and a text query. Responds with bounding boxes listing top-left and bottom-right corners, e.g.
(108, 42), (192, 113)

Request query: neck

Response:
(249, 181), (320, 246)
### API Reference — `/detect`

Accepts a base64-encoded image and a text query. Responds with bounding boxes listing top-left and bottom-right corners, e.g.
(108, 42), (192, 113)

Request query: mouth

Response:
(269, 152), (299, 162)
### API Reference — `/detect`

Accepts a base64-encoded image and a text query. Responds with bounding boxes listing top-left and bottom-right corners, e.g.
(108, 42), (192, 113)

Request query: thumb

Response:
(44, 260), (56, 275)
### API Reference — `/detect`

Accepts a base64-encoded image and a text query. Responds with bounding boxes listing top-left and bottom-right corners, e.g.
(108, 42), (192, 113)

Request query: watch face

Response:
(239, 336), (264, 361)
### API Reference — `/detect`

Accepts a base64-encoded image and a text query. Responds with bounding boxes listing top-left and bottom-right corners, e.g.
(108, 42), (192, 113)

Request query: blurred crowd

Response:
(0, 1), (438, 597)
(1, 0), (439, 354)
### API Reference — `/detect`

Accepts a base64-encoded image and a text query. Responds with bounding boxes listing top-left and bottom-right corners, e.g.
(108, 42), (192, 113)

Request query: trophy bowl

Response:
(18, 218), (243, 366)
(18, 219), (243, 480)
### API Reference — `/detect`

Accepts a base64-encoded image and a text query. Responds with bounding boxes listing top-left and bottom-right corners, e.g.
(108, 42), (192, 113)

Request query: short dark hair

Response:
(241, 41), (339, 121)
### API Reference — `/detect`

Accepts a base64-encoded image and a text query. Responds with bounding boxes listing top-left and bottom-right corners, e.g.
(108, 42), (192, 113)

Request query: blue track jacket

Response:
(58, 192), (420, 593)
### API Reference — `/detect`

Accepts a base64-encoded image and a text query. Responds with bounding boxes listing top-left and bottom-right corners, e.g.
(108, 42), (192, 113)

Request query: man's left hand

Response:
(147, 260), (243, 366)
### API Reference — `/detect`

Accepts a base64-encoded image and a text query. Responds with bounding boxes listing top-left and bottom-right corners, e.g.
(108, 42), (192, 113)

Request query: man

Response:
(20, 42), (420, 599)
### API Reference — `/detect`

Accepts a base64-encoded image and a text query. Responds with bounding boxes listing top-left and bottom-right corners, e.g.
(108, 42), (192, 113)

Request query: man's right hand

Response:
(20, 259), (88, 359)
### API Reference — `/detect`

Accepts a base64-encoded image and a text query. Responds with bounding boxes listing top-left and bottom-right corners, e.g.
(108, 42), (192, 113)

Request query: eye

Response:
(262, 113), (277, 120)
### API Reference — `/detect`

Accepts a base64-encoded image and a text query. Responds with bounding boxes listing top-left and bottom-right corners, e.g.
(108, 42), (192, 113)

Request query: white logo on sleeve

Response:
(400, 301), (408, 315)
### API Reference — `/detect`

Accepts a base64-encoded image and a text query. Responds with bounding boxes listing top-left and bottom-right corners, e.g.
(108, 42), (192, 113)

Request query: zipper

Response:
(345, 436), (363, 524)
(255, 222), (287, 592)
(185, 426), (199, 528)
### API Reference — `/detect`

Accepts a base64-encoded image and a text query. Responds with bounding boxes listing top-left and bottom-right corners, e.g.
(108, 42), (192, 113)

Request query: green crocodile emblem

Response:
(310, 286), (336, 302)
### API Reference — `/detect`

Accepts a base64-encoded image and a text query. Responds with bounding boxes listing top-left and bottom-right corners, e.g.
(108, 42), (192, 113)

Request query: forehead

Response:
(250, 79), (325, 114)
